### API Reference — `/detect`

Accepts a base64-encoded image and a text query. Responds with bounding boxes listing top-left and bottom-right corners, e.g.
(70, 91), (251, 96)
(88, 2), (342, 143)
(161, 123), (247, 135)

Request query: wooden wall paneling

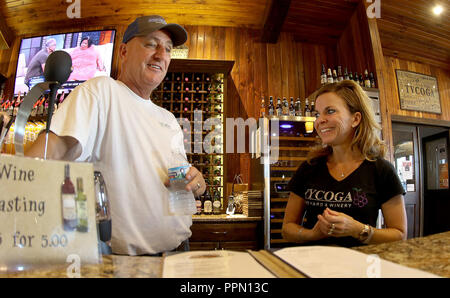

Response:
(294, 41), (305, 101)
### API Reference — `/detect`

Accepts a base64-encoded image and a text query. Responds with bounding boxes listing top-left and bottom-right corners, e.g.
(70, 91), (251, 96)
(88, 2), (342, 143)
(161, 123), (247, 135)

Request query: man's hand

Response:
(164, 166), (206, 197)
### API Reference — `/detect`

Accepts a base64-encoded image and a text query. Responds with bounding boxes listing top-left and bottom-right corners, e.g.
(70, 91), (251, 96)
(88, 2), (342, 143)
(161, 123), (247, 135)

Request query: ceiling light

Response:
(433, 5), (443, 15)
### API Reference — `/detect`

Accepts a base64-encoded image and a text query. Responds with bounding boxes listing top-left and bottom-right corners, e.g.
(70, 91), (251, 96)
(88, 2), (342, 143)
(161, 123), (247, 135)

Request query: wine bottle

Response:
(321, 64), (327, 85)
(337, 66), (344, 82)
(260, 96), (265, 118)
(354, 72), (359, 84)
(364, 69), (371, 88)
(344, 67), (349, 80)
(276, 98), (282, 117)
(75, 177), (88, 232)
(203, 190), (212, 215)
(295, 98), (302, 116)
(289, 97), (295, 116)
(310, 100), (316, 117)
(304, 98), (311, 117)
(212, 191), (221, 215)
(268, 96), (274, 116)
(370, 72), (376, 88)
(195, 195), (203, 215)
(282, 97), (289, 116)
(332, 69), (338, 83)
(359, 74), (364, 87)
(327, 68), (333, 84)
(61, 164), (77, 231)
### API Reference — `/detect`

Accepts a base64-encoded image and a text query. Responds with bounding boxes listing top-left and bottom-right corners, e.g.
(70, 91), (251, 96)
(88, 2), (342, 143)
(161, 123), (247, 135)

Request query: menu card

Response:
(273, 246), (440, 278)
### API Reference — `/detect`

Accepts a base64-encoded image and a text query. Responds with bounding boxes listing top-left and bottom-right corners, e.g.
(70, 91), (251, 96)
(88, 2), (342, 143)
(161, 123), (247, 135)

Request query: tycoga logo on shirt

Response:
(304, 188), (368, 208)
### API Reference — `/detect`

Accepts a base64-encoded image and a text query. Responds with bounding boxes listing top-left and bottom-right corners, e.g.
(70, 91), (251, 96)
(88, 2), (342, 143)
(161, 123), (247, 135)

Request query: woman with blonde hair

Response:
(282, 80), (407, 247)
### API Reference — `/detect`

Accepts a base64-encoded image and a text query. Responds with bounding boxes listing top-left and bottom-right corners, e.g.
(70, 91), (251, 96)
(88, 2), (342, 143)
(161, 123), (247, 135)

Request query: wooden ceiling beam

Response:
(0, 15), (14, 49)
(261, 0), (291, 43)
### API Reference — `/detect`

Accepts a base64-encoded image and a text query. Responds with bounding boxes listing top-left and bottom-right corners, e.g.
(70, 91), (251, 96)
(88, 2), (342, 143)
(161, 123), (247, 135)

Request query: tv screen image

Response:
(14, 30), (116, 95)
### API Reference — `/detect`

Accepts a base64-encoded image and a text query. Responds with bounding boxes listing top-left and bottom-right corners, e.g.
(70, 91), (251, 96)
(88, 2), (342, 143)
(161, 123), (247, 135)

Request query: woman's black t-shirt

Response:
(287, 157), (405, 247)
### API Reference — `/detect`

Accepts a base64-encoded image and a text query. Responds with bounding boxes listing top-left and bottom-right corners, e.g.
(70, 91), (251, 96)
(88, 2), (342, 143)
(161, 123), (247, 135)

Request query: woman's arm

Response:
(319, 194), (407, 244)
(282, 192), (328, 243)
(370, 194), (407, 243)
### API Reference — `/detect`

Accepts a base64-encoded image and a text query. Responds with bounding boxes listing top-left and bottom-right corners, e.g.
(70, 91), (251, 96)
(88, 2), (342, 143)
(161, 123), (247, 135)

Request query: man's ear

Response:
(118, 43), (128, 60)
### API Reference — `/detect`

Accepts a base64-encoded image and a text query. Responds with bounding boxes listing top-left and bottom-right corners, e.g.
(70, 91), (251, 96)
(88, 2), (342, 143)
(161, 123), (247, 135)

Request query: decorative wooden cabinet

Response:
(189, 219), (264, 251)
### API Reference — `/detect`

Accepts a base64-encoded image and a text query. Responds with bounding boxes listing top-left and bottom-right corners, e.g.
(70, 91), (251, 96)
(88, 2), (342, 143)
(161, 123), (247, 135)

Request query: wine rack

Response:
(266, 117), (321, 248)
(152, 59), (233, 211)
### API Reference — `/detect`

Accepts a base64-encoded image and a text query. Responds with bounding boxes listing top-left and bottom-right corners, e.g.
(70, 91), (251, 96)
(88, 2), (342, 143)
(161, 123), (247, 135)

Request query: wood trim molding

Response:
(391, 115), (450, 128)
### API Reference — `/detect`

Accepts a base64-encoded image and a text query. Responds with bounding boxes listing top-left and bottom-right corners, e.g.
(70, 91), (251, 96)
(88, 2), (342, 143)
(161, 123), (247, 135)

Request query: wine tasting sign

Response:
(395, 70), (441, 114)
(0, 154), (100, 269)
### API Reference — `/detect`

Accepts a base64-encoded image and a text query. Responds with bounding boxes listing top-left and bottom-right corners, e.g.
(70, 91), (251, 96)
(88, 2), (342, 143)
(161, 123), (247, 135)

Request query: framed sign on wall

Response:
(395, 70), (441, 114)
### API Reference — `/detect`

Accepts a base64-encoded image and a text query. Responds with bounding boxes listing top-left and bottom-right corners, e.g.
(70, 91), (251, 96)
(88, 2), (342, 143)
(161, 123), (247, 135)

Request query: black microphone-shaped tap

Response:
(43, 51), (72, 135)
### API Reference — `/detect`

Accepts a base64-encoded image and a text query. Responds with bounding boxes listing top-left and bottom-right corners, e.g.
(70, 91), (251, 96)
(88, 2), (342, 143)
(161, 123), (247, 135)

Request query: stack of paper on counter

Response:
(273, 246), (440, 278)
(162, 250), (275, 278)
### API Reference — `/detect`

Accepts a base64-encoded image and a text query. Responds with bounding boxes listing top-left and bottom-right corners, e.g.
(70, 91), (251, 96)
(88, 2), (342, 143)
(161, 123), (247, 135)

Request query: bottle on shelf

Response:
(370, 72), (376, 88)
(260, 96), (265, 118)
(282, 97), (289, 116)
(61, 164), (77, 231)
(344, 67), (350, 80)
(337, 66), (344, 82)
(289, 97), (295, 116)
(327, 68), (333, 84)
(304, 98), (311, 117)
(212, 190), (221, 215)
(332, 69), (338, 83)
(276, 98), (282, 117)
(354, 72), (359, 84)
(321, 64), (327, 85)
(364, 69), (371, 88)
(203, 189), (212, 215)
(295, 98), (302, 116)
(268, 96), (274, 116)
(75, 177), (88, 232)
(195, 195), (203, 215)
(310, 100), (316, 117)
(359, 73), (364, 87)
(349, 71), (354, 81)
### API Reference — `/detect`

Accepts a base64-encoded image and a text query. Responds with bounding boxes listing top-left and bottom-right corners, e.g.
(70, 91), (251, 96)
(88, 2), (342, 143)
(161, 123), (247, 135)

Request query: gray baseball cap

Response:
(122, 15), (188, 46)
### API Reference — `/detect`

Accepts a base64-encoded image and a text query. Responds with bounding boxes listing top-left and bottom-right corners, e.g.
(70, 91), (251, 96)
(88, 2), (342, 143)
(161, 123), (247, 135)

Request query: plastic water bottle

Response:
(167, 152), (197, 215)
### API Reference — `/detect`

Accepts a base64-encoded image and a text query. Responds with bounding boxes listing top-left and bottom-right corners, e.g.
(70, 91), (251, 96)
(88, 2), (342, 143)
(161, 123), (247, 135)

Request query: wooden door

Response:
(392, 123), (421, 239)
(422, 131), (450, 235)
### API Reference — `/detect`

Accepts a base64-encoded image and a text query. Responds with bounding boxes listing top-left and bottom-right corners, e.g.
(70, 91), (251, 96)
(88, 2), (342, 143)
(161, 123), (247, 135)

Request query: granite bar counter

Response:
(353, 231), (450, 278)
(2, 231), (449, 278)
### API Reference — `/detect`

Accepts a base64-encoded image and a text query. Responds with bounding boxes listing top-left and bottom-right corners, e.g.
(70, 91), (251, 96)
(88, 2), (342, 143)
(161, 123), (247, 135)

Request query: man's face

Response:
(47, 41), (56, 53)
(120, 30), (173, 93)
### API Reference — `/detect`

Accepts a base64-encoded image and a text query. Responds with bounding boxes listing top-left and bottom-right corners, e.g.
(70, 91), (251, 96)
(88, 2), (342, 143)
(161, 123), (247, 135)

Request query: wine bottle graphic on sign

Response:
(61, 164), (77, 231)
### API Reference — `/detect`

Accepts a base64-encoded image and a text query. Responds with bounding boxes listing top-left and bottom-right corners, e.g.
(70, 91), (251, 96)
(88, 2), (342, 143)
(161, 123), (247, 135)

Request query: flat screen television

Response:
(13, 29), (116, 95)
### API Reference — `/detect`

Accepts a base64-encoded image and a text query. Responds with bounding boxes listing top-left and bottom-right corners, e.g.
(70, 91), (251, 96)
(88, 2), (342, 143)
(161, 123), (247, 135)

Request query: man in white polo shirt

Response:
(26, 15), (206, 255)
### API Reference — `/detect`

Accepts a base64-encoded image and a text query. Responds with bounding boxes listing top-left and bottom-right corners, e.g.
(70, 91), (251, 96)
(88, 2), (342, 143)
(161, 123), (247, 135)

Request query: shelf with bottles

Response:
(319, 64), (378, 89)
